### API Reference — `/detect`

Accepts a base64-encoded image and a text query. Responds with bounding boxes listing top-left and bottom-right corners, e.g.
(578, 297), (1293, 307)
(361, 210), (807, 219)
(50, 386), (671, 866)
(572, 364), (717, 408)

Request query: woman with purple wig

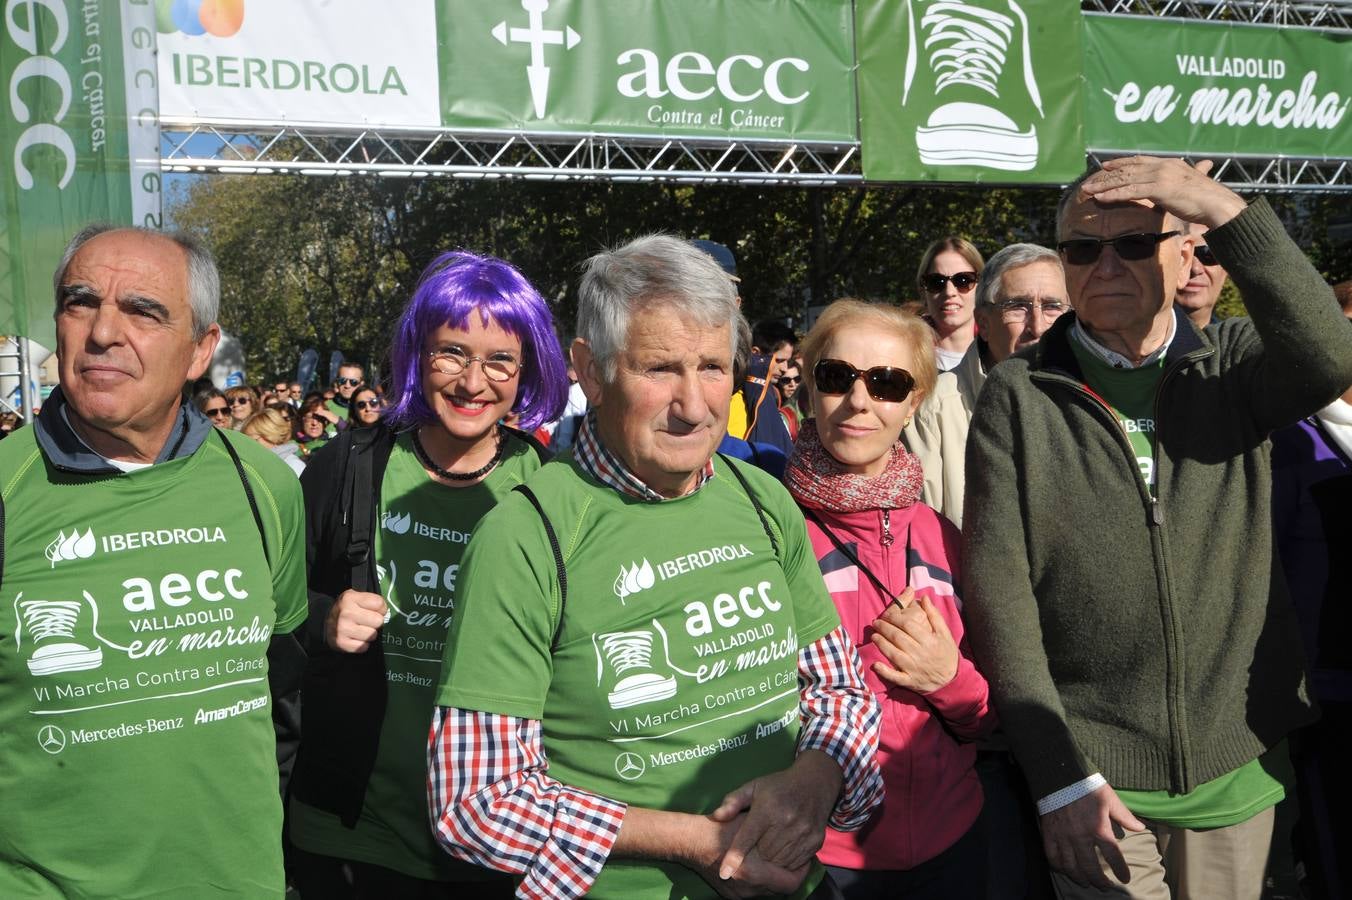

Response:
(288, 251), (568, 897)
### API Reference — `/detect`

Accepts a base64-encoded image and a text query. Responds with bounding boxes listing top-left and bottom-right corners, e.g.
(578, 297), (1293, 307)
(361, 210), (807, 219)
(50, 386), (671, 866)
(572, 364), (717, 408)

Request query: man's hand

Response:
(693, 814), (810, 899)
(710, 750), (842, 877)
(1078, 156), (1248, 230)
(870, 589), (959, 695)
(1040, 783), (1147, 890)
(325, 589), (387, 653)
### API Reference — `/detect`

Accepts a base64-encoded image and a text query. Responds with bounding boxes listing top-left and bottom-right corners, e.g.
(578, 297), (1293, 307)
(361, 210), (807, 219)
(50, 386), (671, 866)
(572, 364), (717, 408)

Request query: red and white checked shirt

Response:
(428, 413), (882, 898)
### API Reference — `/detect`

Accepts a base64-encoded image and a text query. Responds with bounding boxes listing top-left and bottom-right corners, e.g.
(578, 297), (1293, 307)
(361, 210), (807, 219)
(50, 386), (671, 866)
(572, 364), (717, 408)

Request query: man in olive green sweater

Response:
(963, 156), (1352, 899)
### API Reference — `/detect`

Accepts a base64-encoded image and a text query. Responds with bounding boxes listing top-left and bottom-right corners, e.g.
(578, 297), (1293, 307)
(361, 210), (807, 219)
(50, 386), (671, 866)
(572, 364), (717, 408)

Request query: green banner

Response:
(856, 0), (1084, 183)
(1, 0), (160, 350)
(1085, 16), (1352, 159)
(435, 0), (857, 142)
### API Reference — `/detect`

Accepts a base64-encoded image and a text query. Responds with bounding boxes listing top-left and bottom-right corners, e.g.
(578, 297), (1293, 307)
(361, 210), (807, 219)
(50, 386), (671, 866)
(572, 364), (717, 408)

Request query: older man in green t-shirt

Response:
(429, 235), (882, 899)
(0, 227), (307, 897)
(963, 157), (1352, 899)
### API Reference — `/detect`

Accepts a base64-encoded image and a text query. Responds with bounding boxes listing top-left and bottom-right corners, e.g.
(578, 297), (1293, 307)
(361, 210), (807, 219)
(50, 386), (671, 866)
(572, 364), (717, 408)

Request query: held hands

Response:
(870, 588), (959, 695)
(708, 751), (842, 882)
(1040, 783), (1147, 890)
(690, 813), (810, 899)
(1078, 156), (1248, 230)
(325, 589), (388, 653)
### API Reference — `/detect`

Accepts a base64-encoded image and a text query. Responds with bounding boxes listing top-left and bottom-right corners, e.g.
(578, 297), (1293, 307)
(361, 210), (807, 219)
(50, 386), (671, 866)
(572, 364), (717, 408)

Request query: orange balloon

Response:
(198, 0), (243, 37)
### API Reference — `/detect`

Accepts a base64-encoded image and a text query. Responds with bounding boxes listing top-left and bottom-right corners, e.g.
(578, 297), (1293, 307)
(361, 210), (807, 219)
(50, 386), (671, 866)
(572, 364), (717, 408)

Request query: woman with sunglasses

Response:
(785, 299), (995, 899)
(347, 384), (382, 429)
(223, 385), (256, 428)
(288, 251), (568, 898)
(917, 236), (984, 373)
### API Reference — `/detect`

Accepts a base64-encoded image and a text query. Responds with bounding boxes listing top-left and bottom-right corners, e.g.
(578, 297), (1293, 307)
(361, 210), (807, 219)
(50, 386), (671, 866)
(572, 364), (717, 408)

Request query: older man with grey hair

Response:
(429, 234), (881, 899)
(0, 225), (308, 897)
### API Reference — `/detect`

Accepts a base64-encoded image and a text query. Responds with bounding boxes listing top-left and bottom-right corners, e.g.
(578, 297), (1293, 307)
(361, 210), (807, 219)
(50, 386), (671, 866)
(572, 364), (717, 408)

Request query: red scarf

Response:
(785, 420), (924, 512)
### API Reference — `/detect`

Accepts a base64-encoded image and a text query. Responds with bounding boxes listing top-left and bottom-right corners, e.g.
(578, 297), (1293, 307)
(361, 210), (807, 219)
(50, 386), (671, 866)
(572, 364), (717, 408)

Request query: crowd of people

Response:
(1, 156), (1350, 900)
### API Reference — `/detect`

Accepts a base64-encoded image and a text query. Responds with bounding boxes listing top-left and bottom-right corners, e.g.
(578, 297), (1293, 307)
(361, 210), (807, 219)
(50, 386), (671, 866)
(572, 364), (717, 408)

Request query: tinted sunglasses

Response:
(354, 399), (380, 411)
(204, 406), (229, 417)
(227, 396), (253, 407)
(1194, 244), (1218, 267)
(921, 271), (979, 294)
(814, 358), (915, 403)
(778, 375), (802, 385)
(1057, 231), (1179, 266)
(336, 376), (362, 387)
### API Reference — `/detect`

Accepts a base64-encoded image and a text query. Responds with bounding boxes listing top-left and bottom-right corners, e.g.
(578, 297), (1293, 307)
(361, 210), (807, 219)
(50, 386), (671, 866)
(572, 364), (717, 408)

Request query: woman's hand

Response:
(870, 589), (959, 694)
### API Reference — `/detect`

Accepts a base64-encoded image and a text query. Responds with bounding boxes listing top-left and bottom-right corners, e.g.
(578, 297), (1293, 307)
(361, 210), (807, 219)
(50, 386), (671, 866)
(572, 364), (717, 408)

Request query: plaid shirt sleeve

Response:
(428, 707), (627, 900)
(796, 625), (884, 831)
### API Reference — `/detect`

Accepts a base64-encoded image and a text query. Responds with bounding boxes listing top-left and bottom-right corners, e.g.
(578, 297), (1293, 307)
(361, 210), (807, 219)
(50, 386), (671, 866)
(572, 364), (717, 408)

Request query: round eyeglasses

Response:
(426, 350), (520, 382)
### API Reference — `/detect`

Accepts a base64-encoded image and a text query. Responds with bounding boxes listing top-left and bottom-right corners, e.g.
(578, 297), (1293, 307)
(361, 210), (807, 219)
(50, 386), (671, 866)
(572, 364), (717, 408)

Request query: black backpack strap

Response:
(717, 453), (779, 560)
(801, 505), (904, 602)
(513, 484), (567, 651)
(344, 435), (377, 593)
(218, 431), (271, 569)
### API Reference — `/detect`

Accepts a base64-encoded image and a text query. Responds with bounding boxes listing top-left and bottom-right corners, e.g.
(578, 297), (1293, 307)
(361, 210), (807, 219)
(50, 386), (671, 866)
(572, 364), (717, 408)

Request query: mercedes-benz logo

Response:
(38, 724), (66, 755)
(614, 751), (645, 781)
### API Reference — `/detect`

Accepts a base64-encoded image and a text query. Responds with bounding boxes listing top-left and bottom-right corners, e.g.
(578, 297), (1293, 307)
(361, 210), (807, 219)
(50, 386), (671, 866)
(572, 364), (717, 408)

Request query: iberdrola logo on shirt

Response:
(46, 528), (96, 567)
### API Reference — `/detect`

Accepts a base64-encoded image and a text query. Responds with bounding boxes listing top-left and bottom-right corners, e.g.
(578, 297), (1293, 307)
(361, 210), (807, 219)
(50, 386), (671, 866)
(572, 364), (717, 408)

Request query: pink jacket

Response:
(805, 501), (996, 871)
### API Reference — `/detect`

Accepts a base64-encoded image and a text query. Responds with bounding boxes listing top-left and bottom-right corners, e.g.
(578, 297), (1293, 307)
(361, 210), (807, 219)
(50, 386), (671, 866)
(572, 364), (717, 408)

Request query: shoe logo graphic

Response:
(613, 560), (655, 604)
(381, 511), (411, 535)
(45, 528), (96, 567)
(614, 751), (646, 781)
(902, 0), (1045, 171)
(491, 0), (581, 119)
(594, 627), (678, 710)
(13, 593), (104, 676)
(37, 724), (67, 755)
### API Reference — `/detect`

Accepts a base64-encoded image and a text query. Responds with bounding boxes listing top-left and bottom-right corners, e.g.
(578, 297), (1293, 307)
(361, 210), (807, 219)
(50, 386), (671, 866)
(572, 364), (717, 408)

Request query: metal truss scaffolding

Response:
(159, 3), (1352, 190)
(159, 120), (863, 186)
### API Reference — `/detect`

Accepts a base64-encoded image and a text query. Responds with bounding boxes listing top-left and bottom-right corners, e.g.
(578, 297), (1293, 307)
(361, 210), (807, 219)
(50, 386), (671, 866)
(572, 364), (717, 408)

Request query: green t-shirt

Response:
(291, 432), (541, 878)
(0, 427), (307, 898)
(437, 458), (840, 900)
(1070, 338), (1285, 827)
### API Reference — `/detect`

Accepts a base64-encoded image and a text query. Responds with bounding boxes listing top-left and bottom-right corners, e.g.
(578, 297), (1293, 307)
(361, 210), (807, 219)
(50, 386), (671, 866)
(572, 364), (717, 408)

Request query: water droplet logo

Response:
(381, 511), (412, 535)
(612, 559), (655, 603)
(44, 528), (96, 567)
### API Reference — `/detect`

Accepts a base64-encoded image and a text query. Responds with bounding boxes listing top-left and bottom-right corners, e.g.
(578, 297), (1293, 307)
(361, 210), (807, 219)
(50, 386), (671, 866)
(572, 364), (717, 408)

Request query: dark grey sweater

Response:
(962, 198), (1352, 800)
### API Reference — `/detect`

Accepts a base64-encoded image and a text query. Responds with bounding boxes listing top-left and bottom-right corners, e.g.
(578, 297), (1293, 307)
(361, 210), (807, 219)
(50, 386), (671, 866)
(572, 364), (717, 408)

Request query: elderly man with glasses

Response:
(962, 156), (1352, 899)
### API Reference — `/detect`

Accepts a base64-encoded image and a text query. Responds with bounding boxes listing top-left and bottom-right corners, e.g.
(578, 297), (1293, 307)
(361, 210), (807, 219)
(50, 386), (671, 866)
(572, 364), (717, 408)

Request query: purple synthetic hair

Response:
(386, 251), (569, 432)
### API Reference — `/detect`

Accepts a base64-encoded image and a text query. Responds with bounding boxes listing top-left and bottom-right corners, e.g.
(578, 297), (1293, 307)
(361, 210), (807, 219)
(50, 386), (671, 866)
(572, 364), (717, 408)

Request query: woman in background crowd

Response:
(787, 299), (995, 899)
(241, 407), (306, 476)
(347, 384), (382, 429)
(917, 237), (984, 373)
(288, 251), (567, 898)
(224, 385), (256, 428)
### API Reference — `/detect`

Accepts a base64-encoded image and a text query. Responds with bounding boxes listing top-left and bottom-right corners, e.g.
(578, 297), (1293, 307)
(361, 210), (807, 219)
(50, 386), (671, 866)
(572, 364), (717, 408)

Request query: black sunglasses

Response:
(1194, 244), (1218, 267)
(921, 271), (979, 294)
(204, 406), (229, 417)
(778, 375), (802, 385)
(814, 358), (915, 403)
(354, 399), (380, 411)
(1057, 231), (1180, 266)
(227, 396), (252, 407)
(336, 376), (362, 387)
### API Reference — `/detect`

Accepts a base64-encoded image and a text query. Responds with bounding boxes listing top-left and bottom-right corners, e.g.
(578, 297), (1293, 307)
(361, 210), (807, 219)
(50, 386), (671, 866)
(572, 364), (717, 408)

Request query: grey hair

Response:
(577, 233), (742, 382)
(53, 224), (220, 340)
(977, 244), (1064, 308)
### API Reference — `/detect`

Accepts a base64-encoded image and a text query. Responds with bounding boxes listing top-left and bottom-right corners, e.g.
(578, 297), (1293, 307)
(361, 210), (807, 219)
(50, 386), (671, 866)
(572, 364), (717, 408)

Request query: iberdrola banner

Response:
(1084, 15), (1352, 159)
(1, 0), (160, 350)
(855, 0), (1085, 183)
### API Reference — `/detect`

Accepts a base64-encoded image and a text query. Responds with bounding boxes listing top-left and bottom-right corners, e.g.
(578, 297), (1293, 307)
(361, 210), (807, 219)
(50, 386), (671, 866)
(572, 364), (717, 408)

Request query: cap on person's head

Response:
(691, 239), (740, 283)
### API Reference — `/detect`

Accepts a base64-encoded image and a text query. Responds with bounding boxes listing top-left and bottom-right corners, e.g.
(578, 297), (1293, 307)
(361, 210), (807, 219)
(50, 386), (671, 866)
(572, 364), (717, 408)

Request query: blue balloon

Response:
(171, 0), (205, 35)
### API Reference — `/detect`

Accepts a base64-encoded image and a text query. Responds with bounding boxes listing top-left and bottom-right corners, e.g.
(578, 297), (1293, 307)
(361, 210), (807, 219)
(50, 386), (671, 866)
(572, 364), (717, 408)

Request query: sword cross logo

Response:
(491, 0), (581, 119)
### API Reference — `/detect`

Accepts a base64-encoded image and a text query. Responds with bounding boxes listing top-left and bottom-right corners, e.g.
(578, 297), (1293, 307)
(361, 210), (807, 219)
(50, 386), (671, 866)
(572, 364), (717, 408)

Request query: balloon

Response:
(199, 0), (245, 38)
(171, 0), (206, 35)
(154, 0), (177, 34)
